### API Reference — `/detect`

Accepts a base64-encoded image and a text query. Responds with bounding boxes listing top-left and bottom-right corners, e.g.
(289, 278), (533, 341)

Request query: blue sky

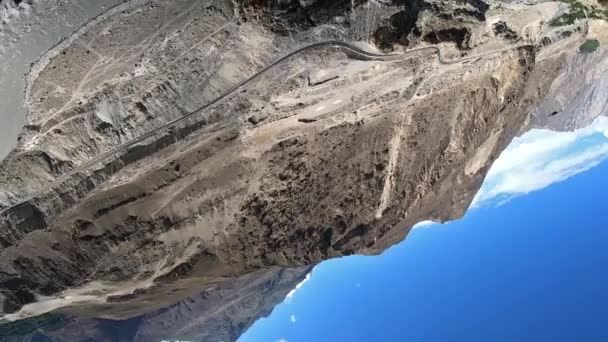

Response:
(239, 118), (608, 342)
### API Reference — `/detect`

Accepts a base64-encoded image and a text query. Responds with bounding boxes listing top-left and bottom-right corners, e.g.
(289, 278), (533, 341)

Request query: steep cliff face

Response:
(0, 0), (605, 330)
(526, 35), (608, 131)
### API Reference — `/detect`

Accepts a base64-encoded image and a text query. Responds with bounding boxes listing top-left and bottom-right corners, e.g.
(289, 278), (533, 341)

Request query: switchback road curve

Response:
(1, 40), (529, 215)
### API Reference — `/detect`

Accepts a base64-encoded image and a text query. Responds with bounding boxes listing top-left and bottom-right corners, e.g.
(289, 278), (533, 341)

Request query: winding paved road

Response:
(1, 40), (529, 215)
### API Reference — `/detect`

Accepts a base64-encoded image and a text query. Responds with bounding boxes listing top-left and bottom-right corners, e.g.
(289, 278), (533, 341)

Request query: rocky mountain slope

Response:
(1, 266), (312, 342)
(0, 0), (129, 158)
(0, 0), (606, 339)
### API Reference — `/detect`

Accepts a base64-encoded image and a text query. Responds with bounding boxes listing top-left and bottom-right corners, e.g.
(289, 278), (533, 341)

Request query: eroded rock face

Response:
(526, 49), (608, 132)
(0, 0), (604, 331)
(239, 0), (489, 50)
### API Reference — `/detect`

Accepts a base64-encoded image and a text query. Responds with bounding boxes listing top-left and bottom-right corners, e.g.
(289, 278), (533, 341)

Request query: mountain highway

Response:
(0, 40), (530, 215)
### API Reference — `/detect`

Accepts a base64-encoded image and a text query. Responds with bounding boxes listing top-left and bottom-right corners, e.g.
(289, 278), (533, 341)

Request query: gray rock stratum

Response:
(0, 0), (606, 339)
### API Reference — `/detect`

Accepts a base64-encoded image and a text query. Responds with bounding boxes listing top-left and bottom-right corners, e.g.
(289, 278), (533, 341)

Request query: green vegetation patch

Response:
(579, 39), (600, 53)
(550, 0), (608, 27)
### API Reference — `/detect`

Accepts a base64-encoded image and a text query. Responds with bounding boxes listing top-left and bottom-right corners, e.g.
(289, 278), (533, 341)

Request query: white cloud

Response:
(473, 117), (608, 207)
(290, 314), (297, 323)
(412, 220), (436, 229)
(277, 339), (288, 342)
(285, 272), (311, 302)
